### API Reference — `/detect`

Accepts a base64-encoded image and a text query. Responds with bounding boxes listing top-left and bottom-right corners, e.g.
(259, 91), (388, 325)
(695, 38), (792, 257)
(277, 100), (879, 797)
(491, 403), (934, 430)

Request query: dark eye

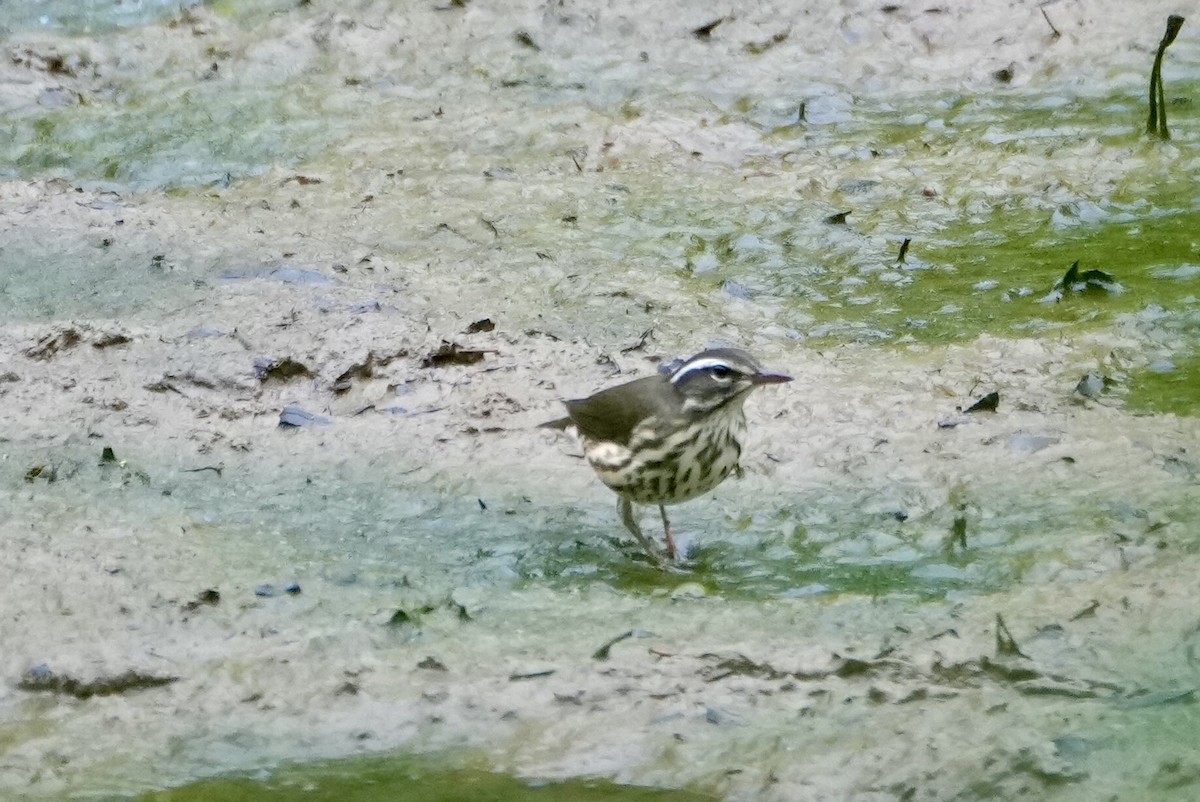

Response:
(708, 365), (733, 379)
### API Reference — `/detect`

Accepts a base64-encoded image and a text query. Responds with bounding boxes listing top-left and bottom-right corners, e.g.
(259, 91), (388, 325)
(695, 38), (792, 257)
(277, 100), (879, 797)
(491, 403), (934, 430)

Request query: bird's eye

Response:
(708, 365), (733, 380)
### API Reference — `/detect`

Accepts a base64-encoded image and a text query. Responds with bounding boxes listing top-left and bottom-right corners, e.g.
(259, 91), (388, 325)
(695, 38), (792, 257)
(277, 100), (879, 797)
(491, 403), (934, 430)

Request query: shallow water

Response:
(3, 1), (1200, 801)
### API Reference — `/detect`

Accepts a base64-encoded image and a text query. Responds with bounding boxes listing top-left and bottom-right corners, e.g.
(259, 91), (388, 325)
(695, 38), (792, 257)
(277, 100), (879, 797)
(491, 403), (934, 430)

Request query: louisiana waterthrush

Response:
(541, 347), (792, 566)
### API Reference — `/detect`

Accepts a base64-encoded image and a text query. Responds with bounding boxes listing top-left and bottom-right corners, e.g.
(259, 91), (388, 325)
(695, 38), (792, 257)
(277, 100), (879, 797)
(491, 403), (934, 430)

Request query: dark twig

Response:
(1039, 5), (1060, 39)
(592, 629), (635, 660)
(182, 465), (224, 476)
(995, 614), (1029, 659)
(692, 17), (725, 40)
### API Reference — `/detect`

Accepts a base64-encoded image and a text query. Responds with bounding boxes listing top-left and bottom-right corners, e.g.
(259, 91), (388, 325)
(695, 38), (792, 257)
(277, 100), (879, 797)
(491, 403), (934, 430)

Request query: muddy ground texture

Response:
(3, 1), (1200, 800)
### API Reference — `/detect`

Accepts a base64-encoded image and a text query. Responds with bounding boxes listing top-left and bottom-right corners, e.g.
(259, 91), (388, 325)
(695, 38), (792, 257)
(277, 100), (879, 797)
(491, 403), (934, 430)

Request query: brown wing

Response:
(561, 375), (677, 445)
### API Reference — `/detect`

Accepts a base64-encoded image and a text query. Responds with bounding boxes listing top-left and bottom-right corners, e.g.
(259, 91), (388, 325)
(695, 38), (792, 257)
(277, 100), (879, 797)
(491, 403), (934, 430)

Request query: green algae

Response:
(830, 203), (1200, 346)
(126, 753), (713, 802)
(529, 522), (1000, 602)
(5, 31), (1196, 364)
(627, 85), (1200, 349)
(657, 145), (1200, 348)
(1126, 349), (1200, 416)
(4, 83), (347, 191)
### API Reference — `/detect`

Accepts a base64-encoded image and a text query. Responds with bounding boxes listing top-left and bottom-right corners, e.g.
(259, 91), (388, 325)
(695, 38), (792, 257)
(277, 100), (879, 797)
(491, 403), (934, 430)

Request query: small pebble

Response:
(1009, 433), (1060, 455)
(279, 405), (332, 428)
(723, 281), (753, 300)
(783, 583), (830, 598)
(670, 582), (707, 600)
(1148, 359), (1176, 374)
(705, 706), (742, 725)
(27, 663), (53, 680)
(1075, 372), (1106, 399)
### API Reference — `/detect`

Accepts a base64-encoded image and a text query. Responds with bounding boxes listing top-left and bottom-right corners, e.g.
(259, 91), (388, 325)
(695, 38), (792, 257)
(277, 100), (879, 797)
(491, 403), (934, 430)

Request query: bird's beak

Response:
(751, 370), (793, 385)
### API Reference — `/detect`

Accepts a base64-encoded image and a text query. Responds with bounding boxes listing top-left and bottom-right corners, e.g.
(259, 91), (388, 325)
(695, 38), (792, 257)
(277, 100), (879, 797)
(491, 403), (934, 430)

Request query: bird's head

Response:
(669, 348), (792, 415)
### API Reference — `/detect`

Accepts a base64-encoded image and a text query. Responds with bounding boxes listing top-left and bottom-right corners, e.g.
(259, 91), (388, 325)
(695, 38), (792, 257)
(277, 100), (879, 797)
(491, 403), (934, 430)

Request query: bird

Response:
(541, 347), (792, 566)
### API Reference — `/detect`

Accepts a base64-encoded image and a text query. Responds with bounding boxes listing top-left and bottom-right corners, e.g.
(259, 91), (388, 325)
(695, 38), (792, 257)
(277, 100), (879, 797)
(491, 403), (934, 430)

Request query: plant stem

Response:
(1147, 15), (1185, 140)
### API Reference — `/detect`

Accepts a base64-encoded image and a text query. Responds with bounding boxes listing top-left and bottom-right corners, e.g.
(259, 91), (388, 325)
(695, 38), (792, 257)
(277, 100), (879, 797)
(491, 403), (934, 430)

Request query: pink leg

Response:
(619, 497), (666, 568)
(659, 505), (676, 560)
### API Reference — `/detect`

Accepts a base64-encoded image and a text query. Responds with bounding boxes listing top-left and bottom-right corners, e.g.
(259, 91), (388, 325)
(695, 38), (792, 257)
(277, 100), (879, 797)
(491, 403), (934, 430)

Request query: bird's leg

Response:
(658, 505), (676, 560)
(618, 496), (665, 567)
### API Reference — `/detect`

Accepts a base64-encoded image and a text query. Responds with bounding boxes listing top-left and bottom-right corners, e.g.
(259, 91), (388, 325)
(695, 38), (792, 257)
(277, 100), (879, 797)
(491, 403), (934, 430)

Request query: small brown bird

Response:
(541, 347), (791, 566)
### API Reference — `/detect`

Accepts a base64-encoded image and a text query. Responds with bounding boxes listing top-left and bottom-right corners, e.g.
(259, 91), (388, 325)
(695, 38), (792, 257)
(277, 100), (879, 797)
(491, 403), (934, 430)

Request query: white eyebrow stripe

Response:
(670, 357), (735, 384)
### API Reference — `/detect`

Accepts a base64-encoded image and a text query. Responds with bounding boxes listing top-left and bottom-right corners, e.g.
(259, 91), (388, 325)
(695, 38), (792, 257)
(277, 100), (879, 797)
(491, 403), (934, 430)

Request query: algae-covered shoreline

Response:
(2, 1), (1199, 800)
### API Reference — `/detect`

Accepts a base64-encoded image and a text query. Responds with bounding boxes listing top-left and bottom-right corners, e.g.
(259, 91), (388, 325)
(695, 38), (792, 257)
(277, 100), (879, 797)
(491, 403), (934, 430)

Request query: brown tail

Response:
(539, 416), (572, 430)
